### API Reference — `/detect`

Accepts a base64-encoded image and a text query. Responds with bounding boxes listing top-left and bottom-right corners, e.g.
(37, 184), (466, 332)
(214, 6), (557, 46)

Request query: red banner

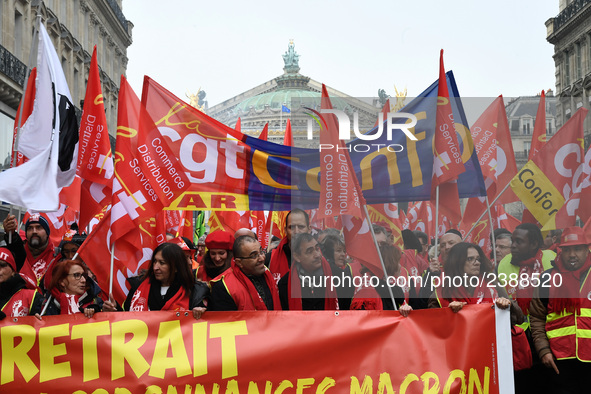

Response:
(0, 305), (512, 393)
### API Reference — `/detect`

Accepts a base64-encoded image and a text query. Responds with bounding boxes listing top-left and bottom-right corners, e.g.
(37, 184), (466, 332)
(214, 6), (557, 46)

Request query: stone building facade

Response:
(546, 0), (591, 148)
(0, 0), (133, 168)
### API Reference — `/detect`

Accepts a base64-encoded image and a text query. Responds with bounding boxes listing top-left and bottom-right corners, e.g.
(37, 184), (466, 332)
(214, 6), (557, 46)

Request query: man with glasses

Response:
(491, 229), (512, 268)
(209, 235), (280, 311)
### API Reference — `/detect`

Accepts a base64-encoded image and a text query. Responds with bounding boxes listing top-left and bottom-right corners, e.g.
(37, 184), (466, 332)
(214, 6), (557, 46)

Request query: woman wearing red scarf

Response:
(103, 243), (209, 319)
(41, 259), (103, 317)
(429, 242), (524, 325)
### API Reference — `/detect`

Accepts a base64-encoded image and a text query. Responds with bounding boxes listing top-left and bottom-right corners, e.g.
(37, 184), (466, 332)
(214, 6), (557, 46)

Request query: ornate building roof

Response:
(206, 41), (380, 147)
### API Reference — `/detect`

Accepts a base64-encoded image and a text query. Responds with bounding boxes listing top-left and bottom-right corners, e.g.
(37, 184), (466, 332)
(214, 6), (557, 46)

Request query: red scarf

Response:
(288, 257), (338, 311)
(231, 261), (281, 310)
(550, 253), (591, 315)
(439, 279), (498, 307)
(269, 237), (290, 283)
(129, 279), (189, 311)
(25, 243), (55, 283)
(510, 249), (545, 315)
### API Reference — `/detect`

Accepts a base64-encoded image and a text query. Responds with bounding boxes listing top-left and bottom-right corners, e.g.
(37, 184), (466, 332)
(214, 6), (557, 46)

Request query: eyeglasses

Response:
(236, 249), (265, 260)
(466, 256), (481, 264)
(68, 272), (85, 281)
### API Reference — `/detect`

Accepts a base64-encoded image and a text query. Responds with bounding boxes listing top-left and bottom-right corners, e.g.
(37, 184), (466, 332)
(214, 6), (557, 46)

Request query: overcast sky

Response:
(123, 1), (559, 109)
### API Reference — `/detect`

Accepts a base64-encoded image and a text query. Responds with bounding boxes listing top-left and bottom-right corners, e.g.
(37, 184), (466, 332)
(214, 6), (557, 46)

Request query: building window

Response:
(522, 118), (532, 135)
(14, 10), (23, 57)
(524, 141), (531, 156)
(566, 51), (571, 86)
(0, 113), (13, 169)
(547, 120), (553, 135)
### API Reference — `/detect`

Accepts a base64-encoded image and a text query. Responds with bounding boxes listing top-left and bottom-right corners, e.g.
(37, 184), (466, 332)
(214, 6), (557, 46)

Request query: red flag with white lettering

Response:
(110, 77), (163, 242)
(432, 50), (465, 187)
(511, 108), (587, 226)
(318, 84), (364, 220)
(542, 147), (591, 230)
(77, 47), (113, 230)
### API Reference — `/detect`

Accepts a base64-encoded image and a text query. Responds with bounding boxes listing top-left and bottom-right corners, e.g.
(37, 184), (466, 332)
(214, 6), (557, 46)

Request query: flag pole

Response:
(362, 205), (398, 311)
(109, 243), (115, 298)
(9, 15), (40, 245)
(434, 186), (440, 265)
(485, 194), (498, 265)
(267, 213), (275, 252)
(464, 181), (511, 239)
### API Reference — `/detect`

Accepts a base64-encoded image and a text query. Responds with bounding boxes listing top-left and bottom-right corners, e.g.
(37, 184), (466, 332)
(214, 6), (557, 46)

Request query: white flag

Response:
(0, 23), (78, 210)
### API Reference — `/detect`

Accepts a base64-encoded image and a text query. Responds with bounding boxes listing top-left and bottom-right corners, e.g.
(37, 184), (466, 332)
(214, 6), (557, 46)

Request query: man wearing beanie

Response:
(530, 227), (591, 393)
(0, 247), (43, 319)
(3, 213), (54, 285)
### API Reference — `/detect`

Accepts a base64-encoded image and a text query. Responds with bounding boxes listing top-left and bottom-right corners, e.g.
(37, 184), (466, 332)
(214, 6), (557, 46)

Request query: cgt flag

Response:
(510, 108), (587, 226)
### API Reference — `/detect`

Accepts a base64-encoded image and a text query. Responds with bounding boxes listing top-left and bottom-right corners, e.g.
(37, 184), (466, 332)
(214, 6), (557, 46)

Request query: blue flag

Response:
(281, 105), (290, 113)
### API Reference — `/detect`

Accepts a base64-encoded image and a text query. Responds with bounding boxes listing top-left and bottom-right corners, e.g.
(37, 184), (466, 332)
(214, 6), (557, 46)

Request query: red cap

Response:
(0, 248), (16, 271)
(205, 230), (235, 250)
(559, 227), (590, 247)
(170, 237), (190, 251)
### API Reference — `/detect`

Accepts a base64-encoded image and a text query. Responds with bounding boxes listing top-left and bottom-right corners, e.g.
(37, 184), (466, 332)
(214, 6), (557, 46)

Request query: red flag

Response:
(432, 50), (465, 186)
(529, 90), (547, 161)
(283, 118), (293, 146)
(431, 51), (464, 223)
(77, 210), (152, 304)
(251, 210), (268, 249)
(208, 211), (251, 234)
(461, 95), (519, 230)
(266, 211), (287, 240)
(12, 67), (37, 166)
(258, 123), (269, 141)
(318, 84), (364, 220)
(110, 77), (168, 242)
(520, 91), (548, 222)
(510, 108), (588, 226)
(496, 204), (520, 232)
(373, 99), (391, 127)
(367, 203), (404, 247)
(77, 47), (114, 229)
(542, 147), (591, 230)
(235, 117), (241, 132)
(317, 85), (381, 276)
(134, 77), (191, 210)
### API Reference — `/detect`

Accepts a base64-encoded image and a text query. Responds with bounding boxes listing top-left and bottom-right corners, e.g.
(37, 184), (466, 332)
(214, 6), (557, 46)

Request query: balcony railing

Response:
(105, 0), (128, 31)
(0, 45), (26, 87)
(554, 0), (591, 31)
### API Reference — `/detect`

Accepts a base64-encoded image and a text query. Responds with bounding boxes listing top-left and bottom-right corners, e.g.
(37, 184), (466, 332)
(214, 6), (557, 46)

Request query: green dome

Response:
(234, 89), (354, 115)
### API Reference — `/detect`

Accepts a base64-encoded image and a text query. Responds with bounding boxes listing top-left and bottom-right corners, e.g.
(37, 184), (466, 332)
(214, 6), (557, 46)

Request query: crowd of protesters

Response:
(0, 209), (589, 393)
